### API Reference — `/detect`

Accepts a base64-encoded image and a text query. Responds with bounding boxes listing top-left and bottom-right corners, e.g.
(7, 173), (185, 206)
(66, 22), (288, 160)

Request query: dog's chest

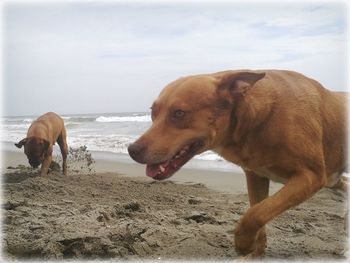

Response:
(254, 168), (288, 184)
(215, 146), (288, 184)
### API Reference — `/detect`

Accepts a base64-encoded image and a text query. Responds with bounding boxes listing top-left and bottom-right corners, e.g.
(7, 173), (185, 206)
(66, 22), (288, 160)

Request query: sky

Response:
(2, 0), (348, 116)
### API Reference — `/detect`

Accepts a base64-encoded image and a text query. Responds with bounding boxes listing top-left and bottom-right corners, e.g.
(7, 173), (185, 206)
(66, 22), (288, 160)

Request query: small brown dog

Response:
(15, 112), (68, 176)
(128, 70), (348, 258)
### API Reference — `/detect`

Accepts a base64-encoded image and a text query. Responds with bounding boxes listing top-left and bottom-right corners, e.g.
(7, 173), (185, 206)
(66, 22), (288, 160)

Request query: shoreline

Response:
(1, 141), (243, 173)
(1, 145), (259, 194)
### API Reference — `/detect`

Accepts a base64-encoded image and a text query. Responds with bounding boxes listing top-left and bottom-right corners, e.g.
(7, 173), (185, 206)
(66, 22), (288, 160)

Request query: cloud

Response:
(2, 1), (347, 116)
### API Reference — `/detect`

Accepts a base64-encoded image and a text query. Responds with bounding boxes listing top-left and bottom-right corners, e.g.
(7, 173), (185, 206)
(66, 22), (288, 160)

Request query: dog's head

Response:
(15, 137), (50, 168)
(128, 71), (265, 180)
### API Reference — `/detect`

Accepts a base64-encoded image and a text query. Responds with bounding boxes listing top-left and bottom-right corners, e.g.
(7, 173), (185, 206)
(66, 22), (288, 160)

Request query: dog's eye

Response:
(150, 105), (157, 121)
(173, 109), (185, 119)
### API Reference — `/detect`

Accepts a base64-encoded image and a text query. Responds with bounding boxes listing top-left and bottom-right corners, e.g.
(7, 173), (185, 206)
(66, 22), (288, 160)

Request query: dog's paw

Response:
(234, 224), (266, 258)
(234, 255), (252, 262)
(234, 251), (265, 261)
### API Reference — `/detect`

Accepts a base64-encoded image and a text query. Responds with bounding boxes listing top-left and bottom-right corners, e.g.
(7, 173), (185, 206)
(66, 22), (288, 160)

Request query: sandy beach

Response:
(1, 148), (348, 261)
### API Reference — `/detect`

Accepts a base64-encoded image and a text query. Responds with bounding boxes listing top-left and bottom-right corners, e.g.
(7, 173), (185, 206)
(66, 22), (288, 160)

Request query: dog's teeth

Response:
(160, 165), (165, 172)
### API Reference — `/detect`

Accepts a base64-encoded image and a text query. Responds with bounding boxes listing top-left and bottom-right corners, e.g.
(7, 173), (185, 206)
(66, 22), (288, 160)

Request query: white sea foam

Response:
(0, 120), (30, 142)
(67, 134), (138, 154)
(1, 131), (26, 143)
(96, 115), (151, 123)
(66, 133), (225, 163)
(1, 113), (233, 171)
(197, 151), (224, 161)
(1, 124), (30, 129)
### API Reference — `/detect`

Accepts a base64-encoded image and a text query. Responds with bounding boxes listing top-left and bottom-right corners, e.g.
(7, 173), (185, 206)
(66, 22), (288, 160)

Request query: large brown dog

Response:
(128, 70), (348, 257)
(15, 112), (68, 176)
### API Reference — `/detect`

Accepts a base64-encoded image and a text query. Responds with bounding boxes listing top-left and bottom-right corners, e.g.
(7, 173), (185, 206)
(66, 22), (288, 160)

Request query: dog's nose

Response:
(29, 161), (40, 168)
(128, 143), (147, 163)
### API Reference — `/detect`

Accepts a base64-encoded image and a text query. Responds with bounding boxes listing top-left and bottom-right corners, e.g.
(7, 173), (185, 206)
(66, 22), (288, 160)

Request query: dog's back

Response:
(254, 70), (347, 182)
(27, 112), (65, 142)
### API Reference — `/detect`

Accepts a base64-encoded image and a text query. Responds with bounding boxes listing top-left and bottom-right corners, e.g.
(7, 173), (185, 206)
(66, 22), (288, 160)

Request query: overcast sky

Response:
(2, 1), (348, 116)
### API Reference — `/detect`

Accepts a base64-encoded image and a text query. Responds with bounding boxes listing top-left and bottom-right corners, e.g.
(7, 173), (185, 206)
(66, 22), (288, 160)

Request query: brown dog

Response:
(128, 70), (348, 257)
(15, 112), (68, 176)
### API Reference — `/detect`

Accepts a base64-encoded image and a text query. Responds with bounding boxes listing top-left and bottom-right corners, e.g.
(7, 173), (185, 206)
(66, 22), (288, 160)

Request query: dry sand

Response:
(1, 149), (348, 261)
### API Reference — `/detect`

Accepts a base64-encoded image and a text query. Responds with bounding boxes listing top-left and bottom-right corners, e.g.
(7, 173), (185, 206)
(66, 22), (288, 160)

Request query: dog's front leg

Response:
(39, 145), (53, 176)
(235, 170), (270, 259)
(234, 169), (326, 257)
(39, 154), (52, 176)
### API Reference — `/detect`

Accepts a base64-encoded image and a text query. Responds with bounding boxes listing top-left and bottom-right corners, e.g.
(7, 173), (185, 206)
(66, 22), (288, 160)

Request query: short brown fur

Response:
(129, 69), (348, 258)
(15, 112), (68, 176)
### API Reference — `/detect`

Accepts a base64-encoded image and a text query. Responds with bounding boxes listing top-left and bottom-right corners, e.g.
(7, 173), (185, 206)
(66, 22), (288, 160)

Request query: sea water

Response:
(1, 112), (241, 172)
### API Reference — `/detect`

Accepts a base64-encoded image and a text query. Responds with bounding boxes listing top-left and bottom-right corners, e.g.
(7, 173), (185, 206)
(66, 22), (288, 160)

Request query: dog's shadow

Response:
(2, 164), (42, 183)
(2, 172), (38, 184)
(3, 161), (62, 184)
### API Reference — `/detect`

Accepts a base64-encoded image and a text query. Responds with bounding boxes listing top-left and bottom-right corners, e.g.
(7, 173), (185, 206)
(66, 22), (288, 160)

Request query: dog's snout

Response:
(128, 143), (147, 163)
(29, 160), (40, 168)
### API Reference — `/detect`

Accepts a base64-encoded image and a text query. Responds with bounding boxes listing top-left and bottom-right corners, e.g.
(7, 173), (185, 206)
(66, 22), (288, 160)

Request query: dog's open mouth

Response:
(146, 140), (204, 180)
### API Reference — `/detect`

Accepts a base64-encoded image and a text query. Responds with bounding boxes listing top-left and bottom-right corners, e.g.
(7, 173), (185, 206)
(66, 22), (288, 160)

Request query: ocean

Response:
(1, 112), (241, 172)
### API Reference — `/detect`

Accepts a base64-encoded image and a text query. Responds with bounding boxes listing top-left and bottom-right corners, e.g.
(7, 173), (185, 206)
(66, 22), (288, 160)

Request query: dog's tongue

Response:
(146, 161), (173, 180)
(144, 141), (203, 181)
(146, 164), (160, 178)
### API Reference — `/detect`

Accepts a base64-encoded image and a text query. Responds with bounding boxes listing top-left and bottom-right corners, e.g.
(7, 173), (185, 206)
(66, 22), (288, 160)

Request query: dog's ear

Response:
(218, 71), (266, 94)
(15, 138), (27, 148)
